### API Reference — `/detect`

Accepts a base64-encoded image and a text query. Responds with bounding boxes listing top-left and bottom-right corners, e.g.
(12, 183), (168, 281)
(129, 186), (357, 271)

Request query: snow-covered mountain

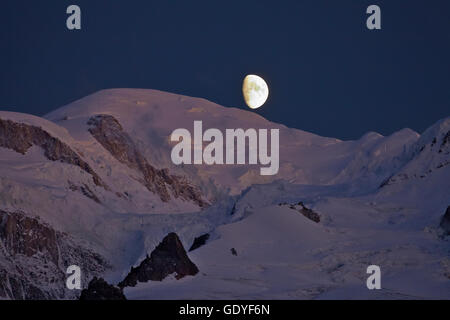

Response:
(43, 89), (422, 195)
(0, 89), (448, 299)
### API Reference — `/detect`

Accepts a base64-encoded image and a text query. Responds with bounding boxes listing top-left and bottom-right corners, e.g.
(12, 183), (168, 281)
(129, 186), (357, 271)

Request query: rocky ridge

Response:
(87, 114), (208, 207)
(118, 232), (199, 288)
(0, 210), (109, 299)
(0, 117), (105, 188)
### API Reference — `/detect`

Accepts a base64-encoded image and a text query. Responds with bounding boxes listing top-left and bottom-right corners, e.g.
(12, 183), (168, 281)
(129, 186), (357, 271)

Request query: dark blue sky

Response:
(1, 0), (449, 140)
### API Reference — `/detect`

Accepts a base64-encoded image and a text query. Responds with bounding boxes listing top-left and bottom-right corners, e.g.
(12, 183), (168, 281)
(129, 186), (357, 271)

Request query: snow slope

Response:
(0, 89), (448, 299)
(44, 89), (421, 196)
(126, 180), (450, 300)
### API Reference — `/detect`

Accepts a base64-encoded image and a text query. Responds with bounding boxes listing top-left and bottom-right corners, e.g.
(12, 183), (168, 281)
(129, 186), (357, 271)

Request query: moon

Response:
(242, 74), (269, 109)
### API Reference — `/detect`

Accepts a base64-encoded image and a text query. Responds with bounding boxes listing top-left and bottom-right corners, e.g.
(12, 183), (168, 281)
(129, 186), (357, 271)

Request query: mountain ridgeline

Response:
(0, 89), (448, 299)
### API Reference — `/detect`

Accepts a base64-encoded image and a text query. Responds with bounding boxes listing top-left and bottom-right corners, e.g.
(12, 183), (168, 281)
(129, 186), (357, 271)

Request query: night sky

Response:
(1, 0), (449, 140)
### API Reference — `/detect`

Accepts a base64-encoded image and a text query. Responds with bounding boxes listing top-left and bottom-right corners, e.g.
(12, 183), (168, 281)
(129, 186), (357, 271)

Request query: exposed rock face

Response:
(0, 210), (109, 300)
(440, 130), (450, 153)
(0, 210), (59, 265)
(0, 118), (105, 188)
(0, 269), (48, 300)
(296, 202), (321, 223)
(87, 114), (207, 207)
(440, 206), (450, 236)
(280, 202), (321, 223)
(118, 233), (199, 288)
(68, 181), (101, 203)
(80, 277), (126, 300)
(189, 233), (210, 252)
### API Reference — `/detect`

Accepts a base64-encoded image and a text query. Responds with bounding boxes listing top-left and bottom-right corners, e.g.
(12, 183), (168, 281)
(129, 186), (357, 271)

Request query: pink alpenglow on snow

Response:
(170, 121), (280, 176)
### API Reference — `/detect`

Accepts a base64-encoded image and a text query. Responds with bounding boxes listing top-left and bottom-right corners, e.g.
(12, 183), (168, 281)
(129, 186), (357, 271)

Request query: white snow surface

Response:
(0, 89), (448, 299)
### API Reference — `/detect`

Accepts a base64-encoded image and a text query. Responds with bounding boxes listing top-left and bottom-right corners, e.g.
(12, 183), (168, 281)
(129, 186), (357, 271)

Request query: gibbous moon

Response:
(242, 74), (269, 109)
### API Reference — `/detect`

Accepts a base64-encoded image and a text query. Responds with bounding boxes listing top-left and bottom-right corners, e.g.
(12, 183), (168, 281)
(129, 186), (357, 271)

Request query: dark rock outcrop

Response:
(80, 277), (126, 300)
(296, 202), (321, 223)
(68, 181), (101, 203)
(0, 118), (105, 188)
(189, 233), (210, 252)
(0, 269), (48, 300)
(87, 114), (208, 207)
(440, 130), (450, 153)
(230, 203), (237, 215)
(0, 210), (60, 265)
(0, 210), (109, 300)
(281, 202), (321, 223)
(118, 233), (199, 288)
(440, 206), (450, 236)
